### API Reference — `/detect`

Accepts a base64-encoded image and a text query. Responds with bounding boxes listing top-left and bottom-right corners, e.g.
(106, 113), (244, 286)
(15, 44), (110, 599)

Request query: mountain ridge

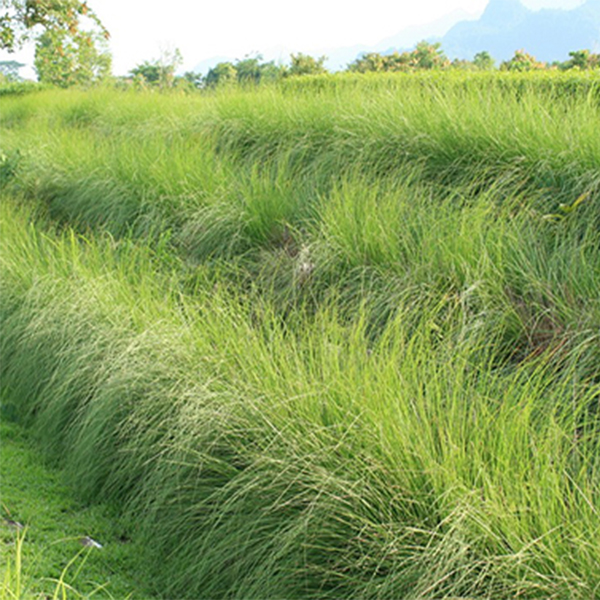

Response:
(191, 0), (600, 74)
(441, 0), (600, 61)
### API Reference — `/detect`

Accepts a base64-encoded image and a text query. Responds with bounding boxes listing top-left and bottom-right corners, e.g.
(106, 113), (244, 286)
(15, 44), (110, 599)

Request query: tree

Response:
(1, 1), (107, 49)
(287, 53), (327, 76)
(473, 51), (495, 70)
(348, 52), (387, 73)
(233, 54), (282, 85)
(0, 58), (24, 79)
(412, 41), (449, 69)
(500, 50), (545, 72)
(348, 42), (449, 73)
(130, 48), (183, 89)
(182, 70), (203, 89)
(234, 55), (263, 84)
(1, 0), (111, 86)
(130, 61), (161, 85)
(34, 25), (110, 86)
(562, 49), (600, 70)
(204, 61), (237, 88)
(451, 58), (477, 71)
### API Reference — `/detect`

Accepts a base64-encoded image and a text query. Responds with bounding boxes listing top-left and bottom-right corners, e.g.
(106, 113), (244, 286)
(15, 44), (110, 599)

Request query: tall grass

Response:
(1, 75), (598, 240)
(1, 73), (599, 597)
(1, 193), (599, 597)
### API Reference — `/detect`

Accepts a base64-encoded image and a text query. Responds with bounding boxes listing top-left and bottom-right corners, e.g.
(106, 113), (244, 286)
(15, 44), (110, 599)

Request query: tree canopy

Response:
(1, 0), (111, 86)
(287, 53), (327, 77)
(130, 48), (183, 89)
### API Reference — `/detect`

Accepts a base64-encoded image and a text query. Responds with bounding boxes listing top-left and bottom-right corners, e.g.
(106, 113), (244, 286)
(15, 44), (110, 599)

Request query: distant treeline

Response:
(1, 42), (599, 93)
(175, 44), (600, 90)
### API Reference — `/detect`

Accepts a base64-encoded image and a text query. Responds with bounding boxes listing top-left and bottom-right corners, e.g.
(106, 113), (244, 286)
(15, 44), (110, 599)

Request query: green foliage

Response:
(562, 49), (600, 70)
(205, 55), (284, 88)
(1, 0), (107, 51)
(287, 52), (328, 76)
(0, 0), (111, 87)
(204, 61), (237, 87)
(501, 49), (546, 72)
(130, 60), (161, 85)
(0, 75), (599, 598)
(235, 54), (282, 85)
(130, 48), (183, 89)
(34, 26), (111, 87)
(348, 41), (449, 72)
(181, 69), (203, 89)
(234, 55), (264, 84)
(346, 51), (387, 73)
(473, 50), (496, 70)
(412, 40), (449, 69)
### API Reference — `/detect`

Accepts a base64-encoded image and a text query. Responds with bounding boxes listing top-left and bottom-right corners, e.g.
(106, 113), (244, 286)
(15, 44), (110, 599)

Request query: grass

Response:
(0, 420), (159, 599)
(0, 72), (599, 598)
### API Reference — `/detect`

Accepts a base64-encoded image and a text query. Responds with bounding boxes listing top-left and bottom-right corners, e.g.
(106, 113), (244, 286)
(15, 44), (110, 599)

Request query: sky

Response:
(0, 0), (587, 78)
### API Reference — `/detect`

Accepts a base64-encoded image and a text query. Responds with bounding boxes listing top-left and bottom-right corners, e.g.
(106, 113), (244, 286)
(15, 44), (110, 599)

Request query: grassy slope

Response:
(0, 419), (159, 599)
(0, 73), (599, 598)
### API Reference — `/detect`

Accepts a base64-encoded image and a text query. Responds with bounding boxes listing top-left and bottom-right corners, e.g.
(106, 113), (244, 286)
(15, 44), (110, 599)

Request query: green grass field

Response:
(0, 420), (160, 599)
(1, 72), (599, 598)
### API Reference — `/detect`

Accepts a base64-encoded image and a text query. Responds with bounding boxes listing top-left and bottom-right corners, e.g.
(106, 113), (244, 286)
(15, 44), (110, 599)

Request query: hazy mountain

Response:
(324, 8), (477, 70)
(442, 0), (600, 61)
(191, 0), (599, 75)
(192, 9), (477, 74)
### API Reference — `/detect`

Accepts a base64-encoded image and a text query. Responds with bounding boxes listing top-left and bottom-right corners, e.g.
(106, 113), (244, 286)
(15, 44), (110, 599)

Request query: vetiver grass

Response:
(1, 73), (598, 243)
(0, 72), (599, 597)
(1, 189), (599, 597)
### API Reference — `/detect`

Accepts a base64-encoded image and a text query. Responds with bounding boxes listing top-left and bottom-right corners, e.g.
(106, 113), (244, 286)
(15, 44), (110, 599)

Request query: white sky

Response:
(0, 0), (586, 77)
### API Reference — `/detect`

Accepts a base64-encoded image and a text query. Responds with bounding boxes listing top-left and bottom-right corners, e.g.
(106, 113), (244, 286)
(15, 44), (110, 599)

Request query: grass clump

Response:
(0, 72), (599, 598)
(1, 196), (600, 598)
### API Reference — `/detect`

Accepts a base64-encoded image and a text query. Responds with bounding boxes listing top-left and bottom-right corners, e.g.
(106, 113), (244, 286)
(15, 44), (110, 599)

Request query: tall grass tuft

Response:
(2, 195), (599, 597)
(1, 73), (599, 597)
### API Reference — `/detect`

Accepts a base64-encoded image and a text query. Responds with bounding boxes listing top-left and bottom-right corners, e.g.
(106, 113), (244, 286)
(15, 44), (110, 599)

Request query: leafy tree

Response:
(473, 51), (495, 70)
(451, 58), (477, 71)
(412, 41), (449, 69)
(204, 55), (283, 88)
(234, 55), (262, 84)
(348, 52), (387, 73)
(257, 59), (283, 82)
(562, 49), (600, 70)
(34, 25), (110, 86)
(130, 60), (161, 85)
(130, 48), (183, 89)
(2, 0), (103, 50)
(204, 61), (237, 87)
(233, 54), (282, 85)
(182, 70), (203, 89)
(287, 53), (327, 76)
(384, 51), (414, 72)
(157, 46), (182, 88)
(500, 49), (545, 72)
(0, 58), (23, 79)
(1, 0), (111, 86)
(348, 42), (448, 73)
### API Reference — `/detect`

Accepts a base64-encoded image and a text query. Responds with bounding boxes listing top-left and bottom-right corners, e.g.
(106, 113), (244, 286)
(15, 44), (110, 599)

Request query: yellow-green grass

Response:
(1, 195), (599, 598)
(0, 73), (599, 598)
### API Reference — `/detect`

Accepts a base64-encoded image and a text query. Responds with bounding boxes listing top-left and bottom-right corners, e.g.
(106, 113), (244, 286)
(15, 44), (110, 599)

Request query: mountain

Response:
(442, 0), (600, 61)
(190, 0), (599, 75)
(192, 9), (477, 74)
